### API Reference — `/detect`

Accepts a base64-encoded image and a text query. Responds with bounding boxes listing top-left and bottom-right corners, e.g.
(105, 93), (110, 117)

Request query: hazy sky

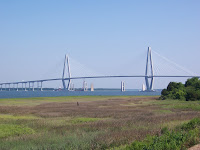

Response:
(0, 0), (199, 88)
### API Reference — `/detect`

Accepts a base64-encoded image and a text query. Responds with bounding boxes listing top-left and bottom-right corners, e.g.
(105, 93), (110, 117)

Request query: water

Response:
(0, 90), (161, 99)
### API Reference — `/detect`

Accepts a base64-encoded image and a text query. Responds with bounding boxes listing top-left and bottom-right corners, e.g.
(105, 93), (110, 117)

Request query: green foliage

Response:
(160, 77), (200, 101)
(185, 77), (200, 88)
(180, 118), (200, 130)
(125, 118), (200, 150)
(167, 82), (185, 91)
(185, 87), (200, 101)
(160, 82), (186, 100)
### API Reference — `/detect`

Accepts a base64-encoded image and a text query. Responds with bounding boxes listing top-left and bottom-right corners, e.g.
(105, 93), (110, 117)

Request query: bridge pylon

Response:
(62, 54), (72, 91)
(145, 47), (154, 91)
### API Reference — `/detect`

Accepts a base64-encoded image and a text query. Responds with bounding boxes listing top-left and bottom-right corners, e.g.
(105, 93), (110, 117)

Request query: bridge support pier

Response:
(37, 81), (43, 91)
(12, 83), (14, 91)
(16, 83), (19, 91)
(22, 83), (23, 91)
(24, 83), (27, 91)
(121, 81), (125, 92)
(41, 82), (43, 91)
(29, 82), (34, 91)
(29, 82), (31, 91)
(145, 47), (154, 91)
(8, 84), (10, 91)
(83, 81), (88, 91)
(69, 83), (74, 91)
(32, 82), (35, 91)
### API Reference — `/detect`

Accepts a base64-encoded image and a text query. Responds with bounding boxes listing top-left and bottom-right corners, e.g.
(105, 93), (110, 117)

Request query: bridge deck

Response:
(0, 75), (200, 85)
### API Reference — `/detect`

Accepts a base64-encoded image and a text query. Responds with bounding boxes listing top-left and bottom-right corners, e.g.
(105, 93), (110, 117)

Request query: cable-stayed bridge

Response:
(0, 47), (199, 92)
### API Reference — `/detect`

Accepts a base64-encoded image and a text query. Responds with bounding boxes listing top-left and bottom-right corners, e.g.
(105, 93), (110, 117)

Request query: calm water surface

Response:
(0, 90), (161, 99)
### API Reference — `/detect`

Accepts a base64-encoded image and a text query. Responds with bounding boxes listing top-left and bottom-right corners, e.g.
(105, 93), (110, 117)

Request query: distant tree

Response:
(161, 89), (168, 96)
(167, 82), (185, 91)
(174, 89), (186, 100)
(185, 87), (198, 101)
(160, 77), (200, 101)
(185, 77), (200, 88)
(160, 82), (186, 100)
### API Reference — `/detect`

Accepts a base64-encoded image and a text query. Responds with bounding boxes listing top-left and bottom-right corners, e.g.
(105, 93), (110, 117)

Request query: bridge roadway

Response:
(1, 75), (200, 85)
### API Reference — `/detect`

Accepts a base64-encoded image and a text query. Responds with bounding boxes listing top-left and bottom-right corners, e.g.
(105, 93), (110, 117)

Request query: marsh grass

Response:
(70, 117), (102, 124)
(161, 120), (190, 129)
(0, 96), (200, 149)
(0, 114), (40, 120)
(138, 99), (200, 111)
(0, 131), (104, 150)
(165, 103), (200, 111)
(0, 124), (35, 138)
(153, 109), (173, 114)
(0, 96), (140, 106)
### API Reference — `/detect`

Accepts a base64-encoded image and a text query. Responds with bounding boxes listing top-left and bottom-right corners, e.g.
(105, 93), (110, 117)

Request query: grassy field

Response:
(0, 96), (200, 149)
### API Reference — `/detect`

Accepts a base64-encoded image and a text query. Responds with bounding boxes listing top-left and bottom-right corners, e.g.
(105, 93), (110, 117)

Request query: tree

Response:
(167, 82), (185, 91)
(160, 77), (200, 101)
(185, 77), (200, 88)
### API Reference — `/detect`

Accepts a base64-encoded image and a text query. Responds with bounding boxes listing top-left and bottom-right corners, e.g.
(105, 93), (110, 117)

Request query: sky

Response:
(0, 0), (200, 89)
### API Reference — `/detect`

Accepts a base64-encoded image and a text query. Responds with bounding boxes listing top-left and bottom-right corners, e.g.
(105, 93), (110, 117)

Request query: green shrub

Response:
(180, 118), (200, 130)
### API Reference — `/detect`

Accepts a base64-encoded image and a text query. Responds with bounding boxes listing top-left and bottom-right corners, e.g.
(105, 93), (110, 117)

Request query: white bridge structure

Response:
(0, 47), (199, 92)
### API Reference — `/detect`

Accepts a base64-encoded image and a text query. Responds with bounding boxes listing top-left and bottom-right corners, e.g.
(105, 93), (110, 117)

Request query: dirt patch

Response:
(188, 144), (200, 150)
